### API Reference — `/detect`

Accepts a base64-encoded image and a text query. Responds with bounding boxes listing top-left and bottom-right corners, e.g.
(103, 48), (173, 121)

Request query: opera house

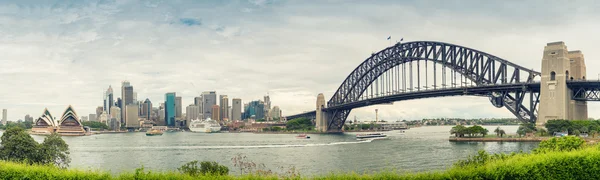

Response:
(31, 105), (86, 136)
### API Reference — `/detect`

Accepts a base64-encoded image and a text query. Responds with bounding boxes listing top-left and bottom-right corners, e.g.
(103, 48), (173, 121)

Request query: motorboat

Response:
(296, 134), (310, 139)
(189, 118), (222, 133)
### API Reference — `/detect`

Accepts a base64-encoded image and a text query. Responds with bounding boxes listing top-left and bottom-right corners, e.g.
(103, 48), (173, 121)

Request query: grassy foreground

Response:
(3, 145), (600, 179)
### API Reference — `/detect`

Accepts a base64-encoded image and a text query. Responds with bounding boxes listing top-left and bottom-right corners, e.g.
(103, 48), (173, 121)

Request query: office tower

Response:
(211, 105), (220, 121)
(201, 91), (217, 119)
(121, 81), (133, 125)
(228, 106), (232, 121)
(132, 92), (137, 103)
(110, 106), (121, 123)
(99, 111), (108, 124)
(81, 116), (88, 122)
(2, 109), (7, 125)
(194, 96), (202, 117)
(165, 92), (176, 126)
(96, 106), (103, 119)
(109, 118), (120, 131)
(88, 113), (97, 122)
(104, 86), (114, 115)
(24, 114), (33, 122)
(264, 95), (271, 120)
(219, 95), (229, 121)
(270, 106), (281, 120)
(125, 104), (139, 128)
(141, 99), (152, 120)
(231, 98), (242, 121)
(186, 104), (199, 126)
(176, 96), (182, 118)
(243, 100), (265, 120)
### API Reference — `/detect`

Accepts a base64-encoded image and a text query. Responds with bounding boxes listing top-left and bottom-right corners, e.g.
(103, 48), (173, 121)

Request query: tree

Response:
(0, 127), (39, 163)
(590, 130), (598, 138)
(39, 133), (71, 168)
(581, 126), (589, 134)
(538, 128), (548, 136)
(81, 121), (109, 130)
(450, 125), (467, 137)
(573, 130), (581, 136)
(499, 130), (506, 137)
(286, 118), (313, 131)
(494, 127), (501, 137)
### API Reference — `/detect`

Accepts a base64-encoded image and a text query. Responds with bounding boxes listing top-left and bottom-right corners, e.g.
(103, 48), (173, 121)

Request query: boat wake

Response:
(75, 139), (376, 151)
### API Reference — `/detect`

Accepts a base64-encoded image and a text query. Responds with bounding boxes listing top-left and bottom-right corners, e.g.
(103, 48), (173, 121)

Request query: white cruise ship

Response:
(189, 118), (221, 133)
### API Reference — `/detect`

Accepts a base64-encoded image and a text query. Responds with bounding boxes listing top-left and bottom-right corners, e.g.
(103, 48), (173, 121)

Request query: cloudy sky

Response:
(1, 0), (600, 121)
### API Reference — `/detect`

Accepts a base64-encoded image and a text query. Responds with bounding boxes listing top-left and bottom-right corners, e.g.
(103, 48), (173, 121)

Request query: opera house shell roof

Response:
(33, 106), (86, 136)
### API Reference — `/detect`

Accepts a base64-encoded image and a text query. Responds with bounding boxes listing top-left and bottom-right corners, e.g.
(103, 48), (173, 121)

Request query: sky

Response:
(1, 0), (600, 122)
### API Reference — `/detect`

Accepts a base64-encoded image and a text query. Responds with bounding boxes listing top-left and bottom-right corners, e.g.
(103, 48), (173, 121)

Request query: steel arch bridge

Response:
(285, 41), (600, 132)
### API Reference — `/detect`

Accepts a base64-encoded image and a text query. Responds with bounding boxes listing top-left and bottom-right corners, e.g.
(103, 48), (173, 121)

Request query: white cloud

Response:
(1, 0), (600, 122)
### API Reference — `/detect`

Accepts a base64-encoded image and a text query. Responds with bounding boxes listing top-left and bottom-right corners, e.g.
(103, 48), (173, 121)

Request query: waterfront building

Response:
(88, 113), (97, 122)
(1, 109), (6, 125)
(95, 106), (103, 119)
(220, 95), (229, 121)
(125, 104), (139, 128)
(141, 99), (152, 120)
(176, 96), (182, 119)
(243, 100), (265, 120)
(121, 81), (133, 125)
(212, 105), (220, 121)
(270, 106), (281, 120)
(158, 109), (166, 126)
(110, 106), (121, 123)
(201, 91), (216, 119)
(186, 104), (199, 122)
(231, 98), (242, 121)
(56, 105), (86, 136)
(165, 92), (176, 126)
(109, 118), (120, 131)
(104, 86), (114, 115)
(31, 108), (57, 134)
(99, 111), (108, 124)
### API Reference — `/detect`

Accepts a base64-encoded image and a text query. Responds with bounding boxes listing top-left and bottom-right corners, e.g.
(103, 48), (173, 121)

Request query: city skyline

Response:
(2, 1), (600, 122)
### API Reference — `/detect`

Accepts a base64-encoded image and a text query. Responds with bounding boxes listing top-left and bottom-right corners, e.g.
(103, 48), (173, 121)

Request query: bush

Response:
(177, 160), (229, 176)
(534, 136), (585, 154)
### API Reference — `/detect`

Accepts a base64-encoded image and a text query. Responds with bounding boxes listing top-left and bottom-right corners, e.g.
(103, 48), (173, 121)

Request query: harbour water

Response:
(15, 125), (537, 176)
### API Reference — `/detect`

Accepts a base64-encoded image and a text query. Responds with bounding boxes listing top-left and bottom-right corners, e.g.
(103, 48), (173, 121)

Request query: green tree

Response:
(0, 127), (39, 163)
(39, 133), (71, 168)
(581, 126), (589, 134)
(499, 130), (506, 137)
(494, 126), (501, 137)
(286, 118), (313, 131)
(81, 121), (109, 130)
(450, 125), (467, 137)
(538, 128), (548, 136)
(591, 130), (598, 138)
(573, 130), (581, 136)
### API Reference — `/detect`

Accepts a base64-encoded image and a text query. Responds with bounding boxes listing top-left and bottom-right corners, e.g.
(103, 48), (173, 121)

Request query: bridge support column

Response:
(538, 42), (589, 128)
(315, 93), (329, 132)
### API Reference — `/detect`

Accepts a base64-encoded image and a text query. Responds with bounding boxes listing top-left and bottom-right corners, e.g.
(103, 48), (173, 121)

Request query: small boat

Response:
(146, 129), (163, 136)
(296, 134), (310, 139)
(356, 133), (387, 139)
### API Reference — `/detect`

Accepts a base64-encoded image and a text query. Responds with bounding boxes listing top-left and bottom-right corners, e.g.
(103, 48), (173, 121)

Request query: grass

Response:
(5, 145), (600, 179)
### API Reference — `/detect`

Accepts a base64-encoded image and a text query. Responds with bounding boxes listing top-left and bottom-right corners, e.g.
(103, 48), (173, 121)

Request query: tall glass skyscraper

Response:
(165, 92), (176, 127)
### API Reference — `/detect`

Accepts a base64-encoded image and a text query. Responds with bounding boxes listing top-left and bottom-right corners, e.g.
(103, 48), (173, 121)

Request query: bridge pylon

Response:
(315, 93), (330, 132)
(538, 42), (588, 127)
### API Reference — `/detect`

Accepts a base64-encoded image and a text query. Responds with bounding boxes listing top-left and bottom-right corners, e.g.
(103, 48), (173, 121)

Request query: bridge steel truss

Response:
(326, 41), (542, 131)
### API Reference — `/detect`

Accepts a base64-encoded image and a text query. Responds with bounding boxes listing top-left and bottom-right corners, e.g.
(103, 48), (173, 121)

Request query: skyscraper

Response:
(175, 96), (182, 119)
(88, 113), (97, 122)
(186, 104), (199, 126)
(141, 99), (152, 120)
(264, 95), (271, 120)
(24, 114), (33, 123)
(243, 100), (265, 120)
(96, 106), (103, 119)
(194, 96), (202, 117)
(270, 106), (281, 120)
(2, 109), (7, 125)
(110, 106), (121, 123)
(125, 104), (139, 128)
(121, 81), (133, 125)
(231, 98), (242, 121)
(201, 91), (217, 119)
(220, 95), (229, 121)
(165, 92), (176, 126)
(211, 105), (220, 121)
(104, 86), (114, 115)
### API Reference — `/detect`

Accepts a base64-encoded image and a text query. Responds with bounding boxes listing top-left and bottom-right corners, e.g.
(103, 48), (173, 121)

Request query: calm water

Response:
(15, 126), (537, 175)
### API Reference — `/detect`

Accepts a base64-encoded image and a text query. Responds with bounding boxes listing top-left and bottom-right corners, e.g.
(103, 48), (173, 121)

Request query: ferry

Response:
(146, 129), (163, 136)
(356, 133), (387, 139)
(189, 118), (222, 133)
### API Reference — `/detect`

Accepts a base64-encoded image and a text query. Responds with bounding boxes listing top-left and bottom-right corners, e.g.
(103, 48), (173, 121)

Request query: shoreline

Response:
(449, 137), (600, 143)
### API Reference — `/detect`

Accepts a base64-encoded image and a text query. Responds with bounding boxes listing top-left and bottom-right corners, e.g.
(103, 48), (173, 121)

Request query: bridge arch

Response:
(326, 41), (541, 131)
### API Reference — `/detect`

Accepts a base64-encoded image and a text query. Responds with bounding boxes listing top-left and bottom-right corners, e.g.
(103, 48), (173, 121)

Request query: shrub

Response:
(178, 160), (229, 176)
(534, 136), (585, 154)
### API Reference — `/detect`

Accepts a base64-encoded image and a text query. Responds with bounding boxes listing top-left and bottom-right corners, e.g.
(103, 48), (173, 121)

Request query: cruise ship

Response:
(189, 118), (221, 133)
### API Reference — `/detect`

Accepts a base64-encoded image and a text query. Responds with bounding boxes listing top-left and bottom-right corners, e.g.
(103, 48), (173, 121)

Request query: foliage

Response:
(453, 150), (517, 168)
(0, 126), (70, 168)
(545, 119), (600, 135)
(0, 121), (33, 130)
(285, 118), (313, 131)
(231, 154), (272, 176)
(450, 125), (488, 137)
(574, 130), (581, 136)
(537, 128), (548, 136)
(516, 123), (535, 137)
(82, 121), (109, 130)
(498, 130), (506, 137)
(534, 136), (585, 154)
(177, 161), (229, 176)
